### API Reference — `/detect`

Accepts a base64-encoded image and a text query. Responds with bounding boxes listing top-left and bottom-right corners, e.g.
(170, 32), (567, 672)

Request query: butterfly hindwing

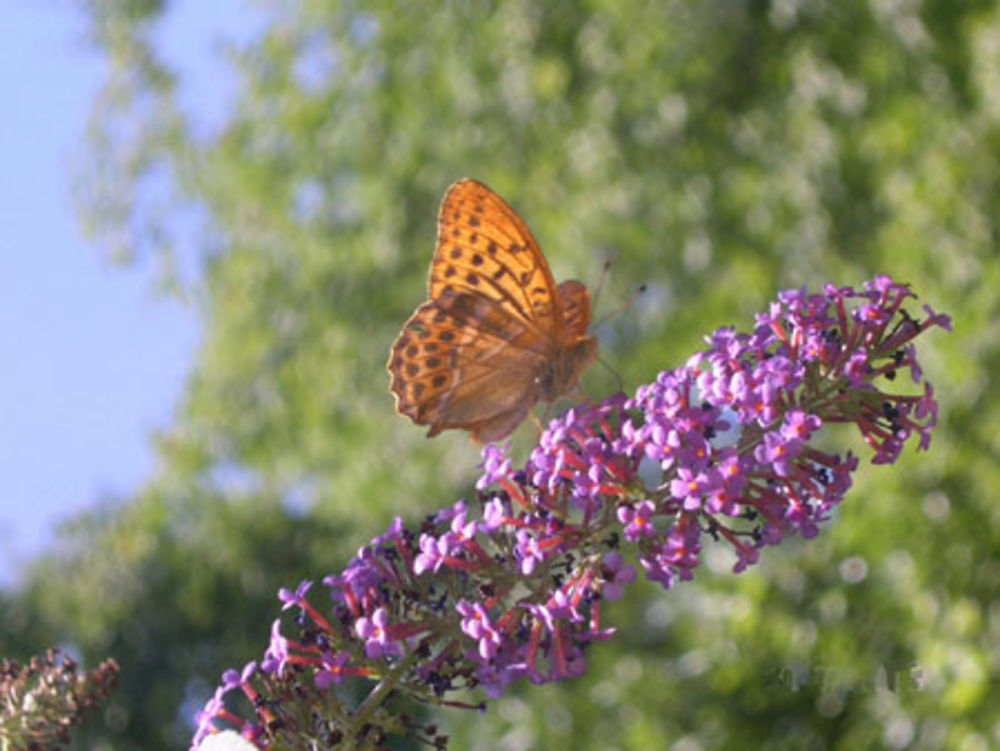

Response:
(388, 295), (545, 440)
(556, 280), (592, 340)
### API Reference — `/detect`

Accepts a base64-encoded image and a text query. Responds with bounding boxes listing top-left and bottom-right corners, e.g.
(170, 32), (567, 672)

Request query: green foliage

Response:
(3, 0), (998, 748)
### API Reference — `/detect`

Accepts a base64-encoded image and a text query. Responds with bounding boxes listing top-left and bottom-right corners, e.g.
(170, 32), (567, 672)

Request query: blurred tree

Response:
(1, 0), (996, 748)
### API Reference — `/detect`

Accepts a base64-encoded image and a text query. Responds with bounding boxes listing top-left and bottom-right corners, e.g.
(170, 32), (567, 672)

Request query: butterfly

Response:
(387, 179), (599, 442)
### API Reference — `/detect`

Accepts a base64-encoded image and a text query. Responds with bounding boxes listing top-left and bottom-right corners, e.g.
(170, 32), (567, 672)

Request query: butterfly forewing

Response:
(432, 180), (562, 337)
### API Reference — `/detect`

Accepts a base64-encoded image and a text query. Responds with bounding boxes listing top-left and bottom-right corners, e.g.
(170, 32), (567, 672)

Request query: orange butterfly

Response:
(388, 179), (599, 442)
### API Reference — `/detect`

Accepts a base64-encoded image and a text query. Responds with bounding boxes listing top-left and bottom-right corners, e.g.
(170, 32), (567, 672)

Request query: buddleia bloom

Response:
(0, 650), (120, 751)
(192, 276), (949, 751)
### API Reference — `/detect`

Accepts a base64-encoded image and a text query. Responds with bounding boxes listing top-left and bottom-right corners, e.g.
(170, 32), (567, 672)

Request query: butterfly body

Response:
(388, 179), (598, 442)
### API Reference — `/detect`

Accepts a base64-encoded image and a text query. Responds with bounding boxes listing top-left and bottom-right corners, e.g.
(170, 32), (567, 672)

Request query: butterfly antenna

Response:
(590, 259), (613, 320)
(593, 283), (647, 331)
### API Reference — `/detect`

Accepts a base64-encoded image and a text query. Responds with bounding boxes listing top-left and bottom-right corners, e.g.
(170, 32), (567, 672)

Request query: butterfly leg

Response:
(530, 407), (546, 435)
(571, 386), (596, 407)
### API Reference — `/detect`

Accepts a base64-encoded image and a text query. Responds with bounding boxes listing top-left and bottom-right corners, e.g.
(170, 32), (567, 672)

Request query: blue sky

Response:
(0, 1), (256, 585)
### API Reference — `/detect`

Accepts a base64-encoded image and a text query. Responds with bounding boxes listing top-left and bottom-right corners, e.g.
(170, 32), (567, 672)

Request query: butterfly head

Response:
(537, 334), (599, 403)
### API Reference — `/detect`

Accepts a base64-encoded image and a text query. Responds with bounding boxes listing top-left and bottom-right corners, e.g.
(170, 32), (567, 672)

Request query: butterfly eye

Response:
(536, 365), (556, 396)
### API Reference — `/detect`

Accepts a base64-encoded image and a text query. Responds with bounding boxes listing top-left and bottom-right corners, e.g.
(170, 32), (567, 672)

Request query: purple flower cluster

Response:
(192, 276), (949, 750)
